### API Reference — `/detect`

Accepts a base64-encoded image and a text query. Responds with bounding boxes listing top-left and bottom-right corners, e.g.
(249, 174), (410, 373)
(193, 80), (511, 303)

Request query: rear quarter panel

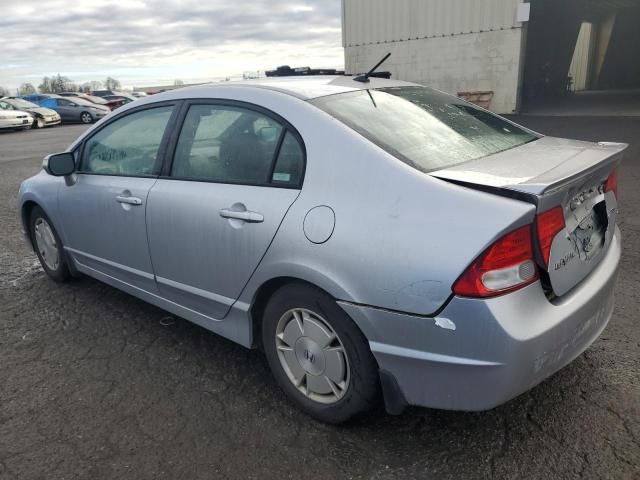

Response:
(236, 98), (538, 316)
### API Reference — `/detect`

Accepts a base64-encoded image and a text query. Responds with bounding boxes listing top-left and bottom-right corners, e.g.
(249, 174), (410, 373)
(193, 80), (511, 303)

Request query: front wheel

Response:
(29, 206), (70, 282)
(262, 283), (379, 423)
(80, 112), (93, 124)
(34, 117), (45, 129)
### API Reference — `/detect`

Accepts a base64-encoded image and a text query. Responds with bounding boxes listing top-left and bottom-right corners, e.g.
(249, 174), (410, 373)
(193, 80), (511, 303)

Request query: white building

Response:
(342, 0), (640, 114)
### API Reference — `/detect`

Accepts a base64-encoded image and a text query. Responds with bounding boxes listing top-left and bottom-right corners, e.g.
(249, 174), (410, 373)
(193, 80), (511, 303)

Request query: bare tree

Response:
(52, 74), (72, 93)
(18, 83), (36, 95)
(78, 81), (103, 93)
(104, 77), (121, 91)
(38, 76), (52, 93)
(0, 86), (10, 97)
(38, 74), (73, 93)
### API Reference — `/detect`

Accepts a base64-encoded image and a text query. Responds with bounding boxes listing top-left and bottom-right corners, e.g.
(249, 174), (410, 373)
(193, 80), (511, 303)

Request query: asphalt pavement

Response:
(0, 119), (638, 479)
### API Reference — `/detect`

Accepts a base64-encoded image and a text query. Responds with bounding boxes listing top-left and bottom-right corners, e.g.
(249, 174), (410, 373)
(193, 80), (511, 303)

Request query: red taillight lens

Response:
(536, 207), (565, 269)
(605, 167), (619, 198)
(453, 225), (538, 298)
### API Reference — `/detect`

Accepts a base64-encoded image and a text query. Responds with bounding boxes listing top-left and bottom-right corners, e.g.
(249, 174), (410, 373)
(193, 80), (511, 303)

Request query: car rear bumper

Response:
(339, 226), (621, 412)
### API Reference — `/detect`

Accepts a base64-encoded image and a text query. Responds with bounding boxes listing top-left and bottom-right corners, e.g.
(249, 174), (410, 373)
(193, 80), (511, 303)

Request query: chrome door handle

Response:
(115, 195), (142, 206)
(219, 208), (264, 223)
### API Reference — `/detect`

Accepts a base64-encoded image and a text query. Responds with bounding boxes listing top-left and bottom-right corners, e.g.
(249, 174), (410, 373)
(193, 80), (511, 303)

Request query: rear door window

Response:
(170, 104), (304, 187)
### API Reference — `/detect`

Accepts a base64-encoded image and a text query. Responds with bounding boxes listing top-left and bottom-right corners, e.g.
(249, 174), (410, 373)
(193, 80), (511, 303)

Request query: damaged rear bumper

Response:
(339, 226), (621, 412)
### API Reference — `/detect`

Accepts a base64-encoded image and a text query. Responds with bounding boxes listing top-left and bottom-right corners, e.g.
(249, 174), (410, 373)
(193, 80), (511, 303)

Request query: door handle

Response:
(115, 195), (142, 206)
(219, 208), (264, 223)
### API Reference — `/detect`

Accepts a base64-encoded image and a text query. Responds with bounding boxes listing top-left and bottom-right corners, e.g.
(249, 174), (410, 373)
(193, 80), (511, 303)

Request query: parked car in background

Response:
(60, 92), (107, 103)
(58, 92), (123, 111)
(1, 97), (61, 128)
(103, 93), (136, 104)
(21, 93), (61, 104)
(104, 99), (127, 110)
(130, 91), (147, 98)
(38, 96), (110, 124)
(91, 90), (116, 97)
(17, 77), (624, 423)
(0, 100), (33, 131)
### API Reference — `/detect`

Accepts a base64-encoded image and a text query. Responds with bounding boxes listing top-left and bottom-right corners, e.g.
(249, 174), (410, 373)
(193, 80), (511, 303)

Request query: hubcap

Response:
(34, 218), (59, 271)
(275, 308), (350, 404)
(81, 113), (91, 123)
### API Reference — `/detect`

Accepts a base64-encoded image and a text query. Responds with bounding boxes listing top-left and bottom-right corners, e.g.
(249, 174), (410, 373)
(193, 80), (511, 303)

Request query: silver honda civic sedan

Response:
(18, 76), (624, 423)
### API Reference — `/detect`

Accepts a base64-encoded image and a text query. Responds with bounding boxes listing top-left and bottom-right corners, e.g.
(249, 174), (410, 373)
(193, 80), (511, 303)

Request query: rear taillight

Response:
(605, 167), (619, 198)
(536, 206), (565, 269)
(453, 225), (538, 298)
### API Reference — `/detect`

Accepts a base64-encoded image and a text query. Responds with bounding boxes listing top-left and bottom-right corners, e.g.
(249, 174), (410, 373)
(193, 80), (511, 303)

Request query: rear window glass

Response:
(310, 86), (538, 172)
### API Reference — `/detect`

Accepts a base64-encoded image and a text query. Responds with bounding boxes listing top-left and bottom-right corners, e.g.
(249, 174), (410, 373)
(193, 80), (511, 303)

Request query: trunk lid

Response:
(431, 136), (626, 297)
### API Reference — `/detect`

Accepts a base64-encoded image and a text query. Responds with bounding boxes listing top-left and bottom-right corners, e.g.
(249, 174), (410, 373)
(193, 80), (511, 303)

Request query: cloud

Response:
(0, 0), (343, 89)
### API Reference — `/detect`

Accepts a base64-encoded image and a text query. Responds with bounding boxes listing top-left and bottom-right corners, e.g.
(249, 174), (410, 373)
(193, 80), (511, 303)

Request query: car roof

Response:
(172, 75), (421, 101)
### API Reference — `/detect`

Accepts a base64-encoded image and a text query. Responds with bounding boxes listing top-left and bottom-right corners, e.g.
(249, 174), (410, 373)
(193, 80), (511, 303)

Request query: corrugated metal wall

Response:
(343, 0), (522, 47)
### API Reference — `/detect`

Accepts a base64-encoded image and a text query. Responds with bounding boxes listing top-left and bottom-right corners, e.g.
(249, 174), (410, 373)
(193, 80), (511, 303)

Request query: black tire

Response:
(29, 206), (70, 282)
(34, 117), (45, 129)
(80, 112), (93, 124)
(262, 283), (379, 424)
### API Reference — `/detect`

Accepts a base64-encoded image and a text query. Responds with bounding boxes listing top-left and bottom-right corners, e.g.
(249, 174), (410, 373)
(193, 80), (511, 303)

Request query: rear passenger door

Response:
(146, 101), (306, 319)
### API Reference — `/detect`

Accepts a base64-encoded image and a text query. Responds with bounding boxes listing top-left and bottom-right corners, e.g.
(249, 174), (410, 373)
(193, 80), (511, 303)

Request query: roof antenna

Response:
(353, 53), (391, 83)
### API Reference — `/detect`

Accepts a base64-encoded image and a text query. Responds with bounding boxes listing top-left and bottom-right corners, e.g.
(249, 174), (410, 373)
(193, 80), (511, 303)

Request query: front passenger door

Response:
(146, 102), (306, 319)
(58, 105), (176, 293)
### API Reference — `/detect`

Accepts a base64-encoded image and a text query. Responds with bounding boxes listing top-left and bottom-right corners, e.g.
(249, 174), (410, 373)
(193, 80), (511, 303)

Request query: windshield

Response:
(310, 86), (538, 173)
(6, 98), (38, 109)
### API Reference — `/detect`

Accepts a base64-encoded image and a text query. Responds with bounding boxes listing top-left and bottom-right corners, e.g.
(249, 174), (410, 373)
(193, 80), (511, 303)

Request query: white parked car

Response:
(0, 101), (33, 131)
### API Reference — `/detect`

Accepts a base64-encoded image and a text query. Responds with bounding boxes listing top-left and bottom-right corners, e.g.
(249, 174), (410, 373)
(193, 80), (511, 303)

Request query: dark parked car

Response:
(38, 97), (110, 124)
(91, 90), (116, 97)
(0, 97), (61, 128)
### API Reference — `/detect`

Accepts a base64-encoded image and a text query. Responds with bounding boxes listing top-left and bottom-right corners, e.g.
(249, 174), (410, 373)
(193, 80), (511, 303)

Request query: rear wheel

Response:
(29, 206), (70, 282)
(262, 283), (379, 423)
(80, 112), (93, 124)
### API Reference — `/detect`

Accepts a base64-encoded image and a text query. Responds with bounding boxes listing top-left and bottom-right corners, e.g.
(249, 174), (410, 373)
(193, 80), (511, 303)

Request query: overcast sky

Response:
(1, 0), (343, 90)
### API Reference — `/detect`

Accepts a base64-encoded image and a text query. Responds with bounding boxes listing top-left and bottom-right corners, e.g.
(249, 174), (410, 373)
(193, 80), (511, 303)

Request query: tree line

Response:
(0, 75), (122, 97)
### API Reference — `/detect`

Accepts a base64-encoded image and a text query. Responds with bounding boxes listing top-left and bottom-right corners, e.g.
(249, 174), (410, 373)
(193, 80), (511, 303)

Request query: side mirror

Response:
(44, 152), (76, 176)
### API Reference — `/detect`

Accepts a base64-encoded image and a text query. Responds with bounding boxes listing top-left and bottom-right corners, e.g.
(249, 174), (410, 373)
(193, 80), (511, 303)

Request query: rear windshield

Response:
(310, 86), (538, 172)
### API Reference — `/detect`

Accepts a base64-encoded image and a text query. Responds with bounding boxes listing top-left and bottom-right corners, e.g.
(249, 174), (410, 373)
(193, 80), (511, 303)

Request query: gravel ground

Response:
(0, 119), (638, 480)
